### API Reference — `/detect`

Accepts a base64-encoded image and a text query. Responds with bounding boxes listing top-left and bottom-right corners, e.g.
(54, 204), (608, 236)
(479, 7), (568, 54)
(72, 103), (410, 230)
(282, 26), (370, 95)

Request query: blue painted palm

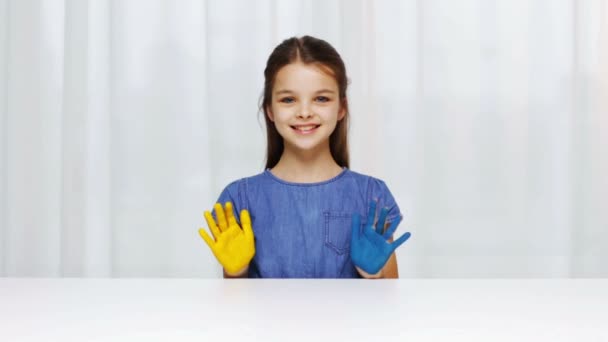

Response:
(350, 200), (411, 275)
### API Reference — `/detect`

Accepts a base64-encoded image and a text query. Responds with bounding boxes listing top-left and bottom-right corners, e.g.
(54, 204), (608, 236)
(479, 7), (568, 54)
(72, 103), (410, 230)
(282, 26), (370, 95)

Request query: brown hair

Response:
(260, 36), (350, 169)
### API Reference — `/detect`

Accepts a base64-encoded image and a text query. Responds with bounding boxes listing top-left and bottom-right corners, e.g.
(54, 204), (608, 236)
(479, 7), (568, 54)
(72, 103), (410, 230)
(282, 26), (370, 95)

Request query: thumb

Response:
(390, 231), (412, 252)
(198, 228), (216, 251)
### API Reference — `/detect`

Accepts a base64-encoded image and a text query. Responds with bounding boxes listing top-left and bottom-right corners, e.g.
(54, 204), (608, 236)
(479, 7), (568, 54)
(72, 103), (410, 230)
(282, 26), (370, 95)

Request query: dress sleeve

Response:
(366, 177), (402, 225)
(212, 179), (244, 224)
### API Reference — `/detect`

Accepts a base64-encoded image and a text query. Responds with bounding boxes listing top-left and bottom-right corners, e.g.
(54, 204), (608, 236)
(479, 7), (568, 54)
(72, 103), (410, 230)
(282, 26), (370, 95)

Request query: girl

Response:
(199, 36), (411, 278)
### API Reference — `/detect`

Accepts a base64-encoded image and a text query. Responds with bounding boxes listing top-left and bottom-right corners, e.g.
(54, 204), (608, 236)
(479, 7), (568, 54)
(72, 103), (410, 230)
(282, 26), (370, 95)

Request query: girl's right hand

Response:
(198, 202), (255, 276)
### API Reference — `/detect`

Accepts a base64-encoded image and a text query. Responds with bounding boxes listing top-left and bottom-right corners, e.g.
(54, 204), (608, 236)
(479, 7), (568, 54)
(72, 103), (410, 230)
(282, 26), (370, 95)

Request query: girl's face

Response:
(267, 62), (345, 155)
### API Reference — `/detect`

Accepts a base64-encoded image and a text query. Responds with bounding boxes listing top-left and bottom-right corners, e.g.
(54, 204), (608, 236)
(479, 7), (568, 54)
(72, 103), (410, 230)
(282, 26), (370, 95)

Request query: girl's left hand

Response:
(350, 200), (411, 276)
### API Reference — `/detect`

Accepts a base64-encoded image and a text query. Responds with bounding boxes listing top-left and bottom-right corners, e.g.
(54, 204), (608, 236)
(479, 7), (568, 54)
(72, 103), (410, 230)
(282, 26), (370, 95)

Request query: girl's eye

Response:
(280, 97), (295, 103)
(316, 96), (330, 103)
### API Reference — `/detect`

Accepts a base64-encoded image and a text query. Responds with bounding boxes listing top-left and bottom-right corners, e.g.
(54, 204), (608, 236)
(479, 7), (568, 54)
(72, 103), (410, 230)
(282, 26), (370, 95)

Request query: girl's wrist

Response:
(356, 266), (384, 279)
(223, 265), (249, 278)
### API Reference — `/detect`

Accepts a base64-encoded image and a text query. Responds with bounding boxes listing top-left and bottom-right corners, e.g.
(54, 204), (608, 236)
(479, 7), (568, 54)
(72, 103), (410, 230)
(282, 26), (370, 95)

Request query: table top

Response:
(1, 278), (607, 341)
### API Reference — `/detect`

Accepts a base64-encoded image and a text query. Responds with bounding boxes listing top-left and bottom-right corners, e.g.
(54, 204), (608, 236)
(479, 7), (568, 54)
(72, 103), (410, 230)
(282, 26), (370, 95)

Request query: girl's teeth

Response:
(296, 126), (316, 131)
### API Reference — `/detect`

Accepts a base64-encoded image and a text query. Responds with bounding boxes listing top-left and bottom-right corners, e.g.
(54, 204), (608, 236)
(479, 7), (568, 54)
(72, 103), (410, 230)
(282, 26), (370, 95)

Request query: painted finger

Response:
(198, 228), (216, 250)
(390, 231), (412, 251)
(383, 215), (402, 240)
(367, 200), (377, 227)
(204, 211), (221, 239)
(215, 203), (228, 232)
(225, 202), (238, 228)
(240, 209), (254, 243)
(376, 207), (389, 234)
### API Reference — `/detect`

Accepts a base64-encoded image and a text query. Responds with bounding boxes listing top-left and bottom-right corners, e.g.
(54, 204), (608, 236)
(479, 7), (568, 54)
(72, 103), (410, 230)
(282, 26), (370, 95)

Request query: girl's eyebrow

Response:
(315, 89), (336, 94)
(274, 89), (336, 95)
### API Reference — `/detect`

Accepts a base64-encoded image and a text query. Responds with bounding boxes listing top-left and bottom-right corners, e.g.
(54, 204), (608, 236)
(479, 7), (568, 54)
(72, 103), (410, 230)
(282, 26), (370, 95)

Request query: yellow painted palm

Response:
(198, 202), (255, 276)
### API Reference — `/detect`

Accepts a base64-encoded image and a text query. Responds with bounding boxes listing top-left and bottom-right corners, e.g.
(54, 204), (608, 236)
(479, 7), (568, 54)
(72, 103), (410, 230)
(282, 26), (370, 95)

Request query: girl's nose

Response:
(298, 106), (313, 119)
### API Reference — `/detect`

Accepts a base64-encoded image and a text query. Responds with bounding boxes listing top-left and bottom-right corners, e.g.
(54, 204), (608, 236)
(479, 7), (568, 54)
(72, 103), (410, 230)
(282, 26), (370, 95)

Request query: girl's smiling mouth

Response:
(291, 124), (321, 134)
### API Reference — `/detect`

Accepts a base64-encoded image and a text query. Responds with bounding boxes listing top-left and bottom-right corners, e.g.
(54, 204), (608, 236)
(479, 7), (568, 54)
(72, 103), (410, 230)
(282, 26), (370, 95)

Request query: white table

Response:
(1, 279), (606, 341)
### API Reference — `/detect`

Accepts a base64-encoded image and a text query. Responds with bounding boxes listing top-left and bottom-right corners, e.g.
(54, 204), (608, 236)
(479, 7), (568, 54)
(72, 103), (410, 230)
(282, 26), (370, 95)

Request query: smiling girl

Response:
(198, 36), (411, 278)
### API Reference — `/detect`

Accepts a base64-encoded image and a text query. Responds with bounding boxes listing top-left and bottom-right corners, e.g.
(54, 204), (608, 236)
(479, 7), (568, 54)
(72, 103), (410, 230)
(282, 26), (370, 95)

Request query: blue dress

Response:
(214, 167), (401, 278)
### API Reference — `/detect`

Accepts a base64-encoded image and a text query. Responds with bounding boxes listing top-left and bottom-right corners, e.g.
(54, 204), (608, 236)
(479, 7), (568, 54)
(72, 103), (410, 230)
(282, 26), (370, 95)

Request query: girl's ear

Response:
(338, 100), (347, 121)
(266, 106), (275, 122)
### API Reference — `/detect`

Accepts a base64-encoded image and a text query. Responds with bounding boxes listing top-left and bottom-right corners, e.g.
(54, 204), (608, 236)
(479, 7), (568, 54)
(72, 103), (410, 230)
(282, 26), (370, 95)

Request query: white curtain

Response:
(1, 0), (606, 278)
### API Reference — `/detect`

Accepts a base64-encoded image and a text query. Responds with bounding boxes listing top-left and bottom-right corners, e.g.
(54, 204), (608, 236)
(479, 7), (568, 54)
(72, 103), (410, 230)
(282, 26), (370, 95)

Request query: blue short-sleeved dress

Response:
(214, 167), (401, 278)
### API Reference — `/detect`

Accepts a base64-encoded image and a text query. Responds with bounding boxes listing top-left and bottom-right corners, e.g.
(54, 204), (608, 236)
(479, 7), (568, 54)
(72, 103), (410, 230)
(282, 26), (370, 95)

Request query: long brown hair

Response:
(260, 36), (350, 169)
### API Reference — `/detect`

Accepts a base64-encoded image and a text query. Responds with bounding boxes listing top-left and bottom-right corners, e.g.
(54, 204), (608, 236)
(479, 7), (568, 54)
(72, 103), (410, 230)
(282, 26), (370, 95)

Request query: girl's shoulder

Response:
(343, 169), (394, 193)
(221, 170), (269, 191)
(216, 170), (272, 202)
(345, 169), (401, 219)
(214, 171), (267, 215)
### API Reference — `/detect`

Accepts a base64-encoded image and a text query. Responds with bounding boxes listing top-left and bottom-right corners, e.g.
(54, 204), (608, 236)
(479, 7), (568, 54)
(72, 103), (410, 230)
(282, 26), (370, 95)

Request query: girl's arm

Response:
(381, 251), (399, 278)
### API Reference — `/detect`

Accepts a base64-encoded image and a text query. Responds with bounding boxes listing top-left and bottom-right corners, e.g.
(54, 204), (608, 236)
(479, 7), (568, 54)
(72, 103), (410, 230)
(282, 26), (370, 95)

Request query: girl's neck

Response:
(270, 147), (344, 184)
